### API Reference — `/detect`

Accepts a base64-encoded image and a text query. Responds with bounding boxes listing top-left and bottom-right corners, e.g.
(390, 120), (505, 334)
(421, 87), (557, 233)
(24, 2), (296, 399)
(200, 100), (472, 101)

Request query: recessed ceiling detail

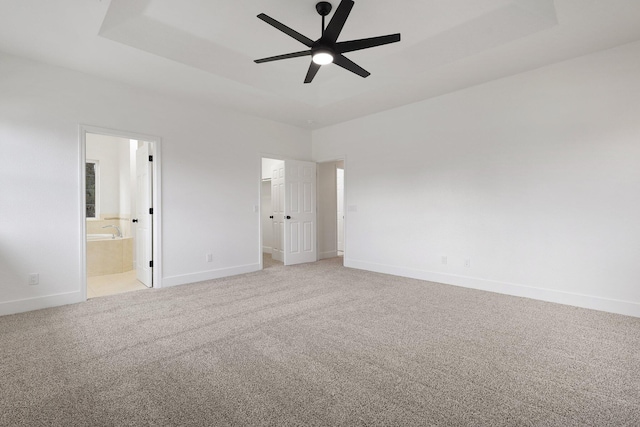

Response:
(1, 0), (639, 128)
(98, 0), (556, 108)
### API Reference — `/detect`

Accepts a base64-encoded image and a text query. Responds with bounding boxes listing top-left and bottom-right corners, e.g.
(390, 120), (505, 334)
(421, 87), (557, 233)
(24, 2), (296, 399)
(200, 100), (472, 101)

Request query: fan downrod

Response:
(316, 2), (332, 16)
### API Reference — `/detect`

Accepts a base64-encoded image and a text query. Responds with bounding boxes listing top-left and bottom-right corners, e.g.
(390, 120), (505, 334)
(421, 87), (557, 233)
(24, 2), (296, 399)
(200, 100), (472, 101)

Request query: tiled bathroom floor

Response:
(87, 270), (148, 298)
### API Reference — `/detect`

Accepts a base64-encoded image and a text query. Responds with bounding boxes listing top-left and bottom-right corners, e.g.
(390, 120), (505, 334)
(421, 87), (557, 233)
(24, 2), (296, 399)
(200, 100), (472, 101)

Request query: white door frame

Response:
(79, 125), (163, 300)
(336, 165), (345, 253)
(315, 156), (347, 262)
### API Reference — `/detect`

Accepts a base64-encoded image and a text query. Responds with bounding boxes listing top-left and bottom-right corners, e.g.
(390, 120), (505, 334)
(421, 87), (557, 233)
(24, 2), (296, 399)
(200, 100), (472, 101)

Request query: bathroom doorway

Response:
(80, 126), (162, 299)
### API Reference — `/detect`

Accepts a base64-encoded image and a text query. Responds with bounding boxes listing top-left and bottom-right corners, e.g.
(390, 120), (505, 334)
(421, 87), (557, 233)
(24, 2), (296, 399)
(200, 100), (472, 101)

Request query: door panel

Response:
(284, 160), (317, 265)
(290, 223), (299, 253)
(304, 183), (312, 212)
(303, 222), (313, 252)
(290, 182), (299, 212)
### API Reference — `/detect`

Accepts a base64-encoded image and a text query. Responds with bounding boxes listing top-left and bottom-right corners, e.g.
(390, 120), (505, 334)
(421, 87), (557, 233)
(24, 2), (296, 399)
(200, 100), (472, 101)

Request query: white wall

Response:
(117, 137), (131, 219)
(0, 52), (311, 315)
(128, 140), (139, 246)
(261, 158), (282, 180)
(313, 41), (640, 317)
(86, 133), (130, 217)
(317, 161), (338, 259)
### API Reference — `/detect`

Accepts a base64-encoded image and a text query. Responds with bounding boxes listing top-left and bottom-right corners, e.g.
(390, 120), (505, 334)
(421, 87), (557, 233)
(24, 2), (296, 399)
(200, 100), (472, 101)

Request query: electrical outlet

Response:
(441, 256), (447, 265)
(464, 258), (471, 268)
(206, 253), (213, 263)
(28, 273), (39, 285)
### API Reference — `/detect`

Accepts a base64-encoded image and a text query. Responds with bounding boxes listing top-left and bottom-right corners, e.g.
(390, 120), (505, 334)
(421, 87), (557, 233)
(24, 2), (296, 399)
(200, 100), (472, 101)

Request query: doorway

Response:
(317, 159), (346, 263)
(80, 126), (162, 299)
(261, 158), (283, 267)
(261, 157), (318, 267)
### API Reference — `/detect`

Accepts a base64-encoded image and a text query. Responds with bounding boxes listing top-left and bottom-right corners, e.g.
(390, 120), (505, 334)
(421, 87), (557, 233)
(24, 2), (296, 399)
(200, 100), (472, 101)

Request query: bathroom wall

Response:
(86, 133), (133, 238)
(86, 134), (129, 217)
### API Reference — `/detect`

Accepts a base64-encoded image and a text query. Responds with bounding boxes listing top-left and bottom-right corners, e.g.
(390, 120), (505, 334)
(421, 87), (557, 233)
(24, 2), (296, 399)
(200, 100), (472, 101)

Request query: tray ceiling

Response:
(1, 0), (640, 128)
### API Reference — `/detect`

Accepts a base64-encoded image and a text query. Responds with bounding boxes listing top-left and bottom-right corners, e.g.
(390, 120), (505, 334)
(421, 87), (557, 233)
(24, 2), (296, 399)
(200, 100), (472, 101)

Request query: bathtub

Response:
(87, 233), (122, 241)
(87, 235), (134, 276)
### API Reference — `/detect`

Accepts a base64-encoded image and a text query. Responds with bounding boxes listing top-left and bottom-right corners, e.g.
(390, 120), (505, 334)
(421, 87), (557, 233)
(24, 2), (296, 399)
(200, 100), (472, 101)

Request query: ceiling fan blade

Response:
(257, 13), (314, 47)
(255, 50), (311, 64)
(323, 0), (354, 43)
(333, 54), (370, 78)
(336, 33), (401, 54)
(304, 62), (321, 84)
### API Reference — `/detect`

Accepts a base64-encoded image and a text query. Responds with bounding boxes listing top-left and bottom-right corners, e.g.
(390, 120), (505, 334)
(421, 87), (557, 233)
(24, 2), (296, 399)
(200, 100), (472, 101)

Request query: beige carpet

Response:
(1, 256), (639, 426)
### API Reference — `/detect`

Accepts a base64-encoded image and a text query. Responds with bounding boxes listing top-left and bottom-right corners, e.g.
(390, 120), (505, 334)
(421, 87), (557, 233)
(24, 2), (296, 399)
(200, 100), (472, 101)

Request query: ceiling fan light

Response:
(312, 51), (334, 65)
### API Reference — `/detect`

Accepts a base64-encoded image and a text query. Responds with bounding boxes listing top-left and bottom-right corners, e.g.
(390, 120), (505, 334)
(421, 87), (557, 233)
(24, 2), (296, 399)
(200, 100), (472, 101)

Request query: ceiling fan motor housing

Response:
(312, 42), (334, 55)
(316, 2), (333, 16)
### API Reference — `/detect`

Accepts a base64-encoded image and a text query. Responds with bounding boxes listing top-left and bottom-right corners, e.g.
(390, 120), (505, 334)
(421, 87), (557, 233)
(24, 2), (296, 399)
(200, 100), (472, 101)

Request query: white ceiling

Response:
(1, 0), (640, 128)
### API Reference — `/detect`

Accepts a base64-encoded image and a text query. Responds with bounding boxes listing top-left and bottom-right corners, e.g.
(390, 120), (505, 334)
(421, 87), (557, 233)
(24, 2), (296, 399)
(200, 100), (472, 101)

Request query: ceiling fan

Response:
(254, 0), (401, 83)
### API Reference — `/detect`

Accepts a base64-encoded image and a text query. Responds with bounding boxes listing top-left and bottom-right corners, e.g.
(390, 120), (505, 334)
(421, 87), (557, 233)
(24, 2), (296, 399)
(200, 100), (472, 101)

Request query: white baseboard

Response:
(162, 263), (261, 288)
(0, 291), (84, 317)
(319, 250), (338, 260)
(345, 258), (640, 318)
(262, 246), (272, 254)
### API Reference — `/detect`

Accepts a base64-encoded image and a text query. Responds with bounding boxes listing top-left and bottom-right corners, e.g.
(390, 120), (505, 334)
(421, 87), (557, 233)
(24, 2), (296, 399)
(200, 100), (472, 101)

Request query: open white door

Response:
(135, 143), (153, 287)
(284, 160), (317, 265)
(271, 161), (285, 262)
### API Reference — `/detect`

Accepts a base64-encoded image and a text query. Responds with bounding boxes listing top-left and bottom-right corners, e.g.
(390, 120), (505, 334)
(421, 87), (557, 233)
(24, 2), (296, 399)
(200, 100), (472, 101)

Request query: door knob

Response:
(269, 216), (273, 219)
(286, 216), (291, 219)
(132, 219), (138, 223)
